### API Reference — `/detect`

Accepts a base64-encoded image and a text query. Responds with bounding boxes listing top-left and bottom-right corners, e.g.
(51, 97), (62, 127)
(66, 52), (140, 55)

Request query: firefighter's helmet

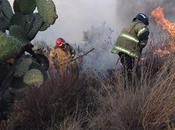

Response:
(56, 38), (65, 48)
(133, 13), (149, 25)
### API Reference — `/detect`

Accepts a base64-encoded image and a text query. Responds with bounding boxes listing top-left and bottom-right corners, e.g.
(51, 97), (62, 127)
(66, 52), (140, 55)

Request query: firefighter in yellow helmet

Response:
(111, 13), (150, 84)
(49, 38), (76, 76)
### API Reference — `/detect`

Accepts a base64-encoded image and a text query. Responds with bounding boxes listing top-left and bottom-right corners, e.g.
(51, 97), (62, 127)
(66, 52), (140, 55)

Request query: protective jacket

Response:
(49, 43), (75, 66)
(112, 20), (149, 58)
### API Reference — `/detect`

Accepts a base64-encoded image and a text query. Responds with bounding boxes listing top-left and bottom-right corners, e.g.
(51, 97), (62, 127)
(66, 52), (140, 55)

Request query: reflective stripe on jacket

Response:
(112, 20), (149, 58)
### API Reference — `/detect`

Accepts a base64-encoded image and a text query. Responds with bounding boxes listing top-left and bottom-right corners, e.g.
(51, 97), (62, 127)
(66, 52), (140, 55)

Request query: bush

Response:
(7, 69), (101, 130)
(2, 40), (175, 130)
(89, 55), (175, 130)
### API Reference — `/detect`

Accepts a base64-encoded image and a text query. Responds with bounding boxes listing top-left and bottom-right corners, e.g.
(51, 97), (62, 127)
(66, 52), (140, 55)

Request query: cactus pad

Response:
(13, 0), (36, 14)
(26, 13), (43, 40)
(0, 32), (23, 62)
(14, 56), (33, 77)
(2, 0), (13, 20)
(0, 0), (13, 31)
(9, 25), (28, 42)
(23, 69), (44, 87)
(36, 0), (58, 29)
(10, 13), (43, 42)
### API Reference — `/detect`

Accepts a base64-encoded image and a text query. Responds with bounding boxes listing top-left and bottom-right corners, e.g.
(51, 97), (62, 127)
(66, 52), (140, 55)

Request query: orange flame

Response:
(151, 7), (175, 57)
(154, 41), (175, 57)
(151, 7), (175, 36)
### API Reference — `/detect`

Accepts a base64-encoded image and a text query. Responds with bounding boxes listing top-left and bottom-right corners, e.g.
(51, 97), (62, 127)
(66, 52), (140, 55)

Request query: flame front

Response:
(151, 7), (175, 57)
(151, 7), (175, 36)
(154, 41), (175, 57)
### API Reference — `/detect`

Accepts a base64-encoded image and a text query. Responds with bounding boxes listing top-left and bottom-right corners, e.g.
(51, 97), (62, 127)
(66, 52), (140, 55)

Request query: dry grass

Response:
(4, 69), (101, 130)
(1, 48), (175, 130)
(88, 54), (175, 130)
(142, 56), (175, 130)
(59, 117), (81, 130)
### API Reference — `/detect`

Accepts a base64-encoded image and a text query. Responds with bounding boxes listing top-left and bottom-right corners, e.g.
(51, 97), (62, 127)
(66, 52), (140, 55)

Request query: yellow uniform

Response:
(49, 43), (76, 77)
(49, 47), (72, 66)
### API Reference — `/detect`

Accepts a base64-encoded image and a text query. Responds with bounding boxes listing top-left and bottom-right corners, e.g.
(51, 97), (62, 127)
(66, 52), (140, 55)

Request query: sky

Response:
(9, 0), (117, 44)
(8, 0), (175, 44)
(40, 0), (117, 43)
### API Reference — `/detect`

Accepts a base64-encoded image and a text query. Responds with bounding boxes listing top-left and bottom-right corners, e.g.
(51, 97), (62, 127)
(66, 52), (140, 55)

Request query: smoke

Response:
(7, 0), (175, 72)
(115, 0), (175, 35)
(83, 0), (175, 71)
(8, 0), (117, 43)
(7, 0), (175, 42)
(116, 0), (175, 23)
(36, 0), (117, 43)
(79, 23), (116, 72)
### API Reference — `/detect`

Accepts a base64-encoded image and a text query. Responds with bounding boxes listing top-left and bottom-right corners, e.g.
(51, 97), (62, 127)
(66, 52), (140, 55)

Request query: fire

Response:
(151, 7), (175, 36)
(154, 41), (175, 57)
(151, 7), (175, 57)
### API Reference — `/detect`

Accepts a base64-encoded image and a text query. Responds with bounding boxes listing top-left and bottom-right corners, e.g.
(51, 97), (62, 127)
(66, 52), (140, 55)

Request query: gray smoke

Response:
(81, 0), (175, 71)
(7, 0), (175, 72)
(36, 0), (117, 43)
(116, 0), (175, 34)
(79, 23), (116, 71)
(9, 0), (118, 43)
(8, 0), (175, 42)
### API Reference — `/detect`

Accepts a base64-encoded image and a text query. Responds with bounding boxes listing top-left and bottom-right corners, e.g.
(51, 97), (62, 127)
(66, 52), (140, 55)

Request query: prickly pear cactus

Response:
(0, 0), (58, 40)
(36, 0), (58, 31)
(0, 32), (22, 62)
(9, 25), (27, 42)
(1, 0), (13, 20)
(14, 56), (33, 77)
(10, 13), (44, 42)
(25, 14), (43, 40)
(0, 0), (58, 62)
(0, 0), (13, 32)
(23, 69), (44, 86)
(13, 55), (47, 88)
(9, 0), (58, 42)
(0, 0), (58, 85)
(0, 0), (58, 117)
(13, 0), (36, 14)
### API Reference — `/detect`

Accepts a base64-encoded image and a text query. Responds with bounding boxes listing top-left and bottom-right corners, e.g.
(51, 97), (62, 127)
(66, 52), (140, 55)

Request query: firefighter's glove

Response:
(71, 54), (75, 58)
(138, 57), (144, 65)
(140, 42), (147, 47)
(15, 43), (34, 60)
(23, 43), (34, 52)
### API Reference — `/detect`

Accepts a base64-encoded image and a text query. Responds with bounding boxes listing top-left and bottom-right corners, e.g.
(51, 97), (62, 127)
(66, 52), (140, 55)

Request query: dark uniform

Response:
(112, 13), (150, 86)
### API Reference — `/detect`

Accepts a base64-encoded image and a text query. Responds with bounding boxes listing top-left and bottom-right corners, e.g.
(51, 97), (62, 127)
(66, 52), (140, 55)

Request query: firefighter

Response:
(49, 38), (76, 76)
(111, 13), (150, 86)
